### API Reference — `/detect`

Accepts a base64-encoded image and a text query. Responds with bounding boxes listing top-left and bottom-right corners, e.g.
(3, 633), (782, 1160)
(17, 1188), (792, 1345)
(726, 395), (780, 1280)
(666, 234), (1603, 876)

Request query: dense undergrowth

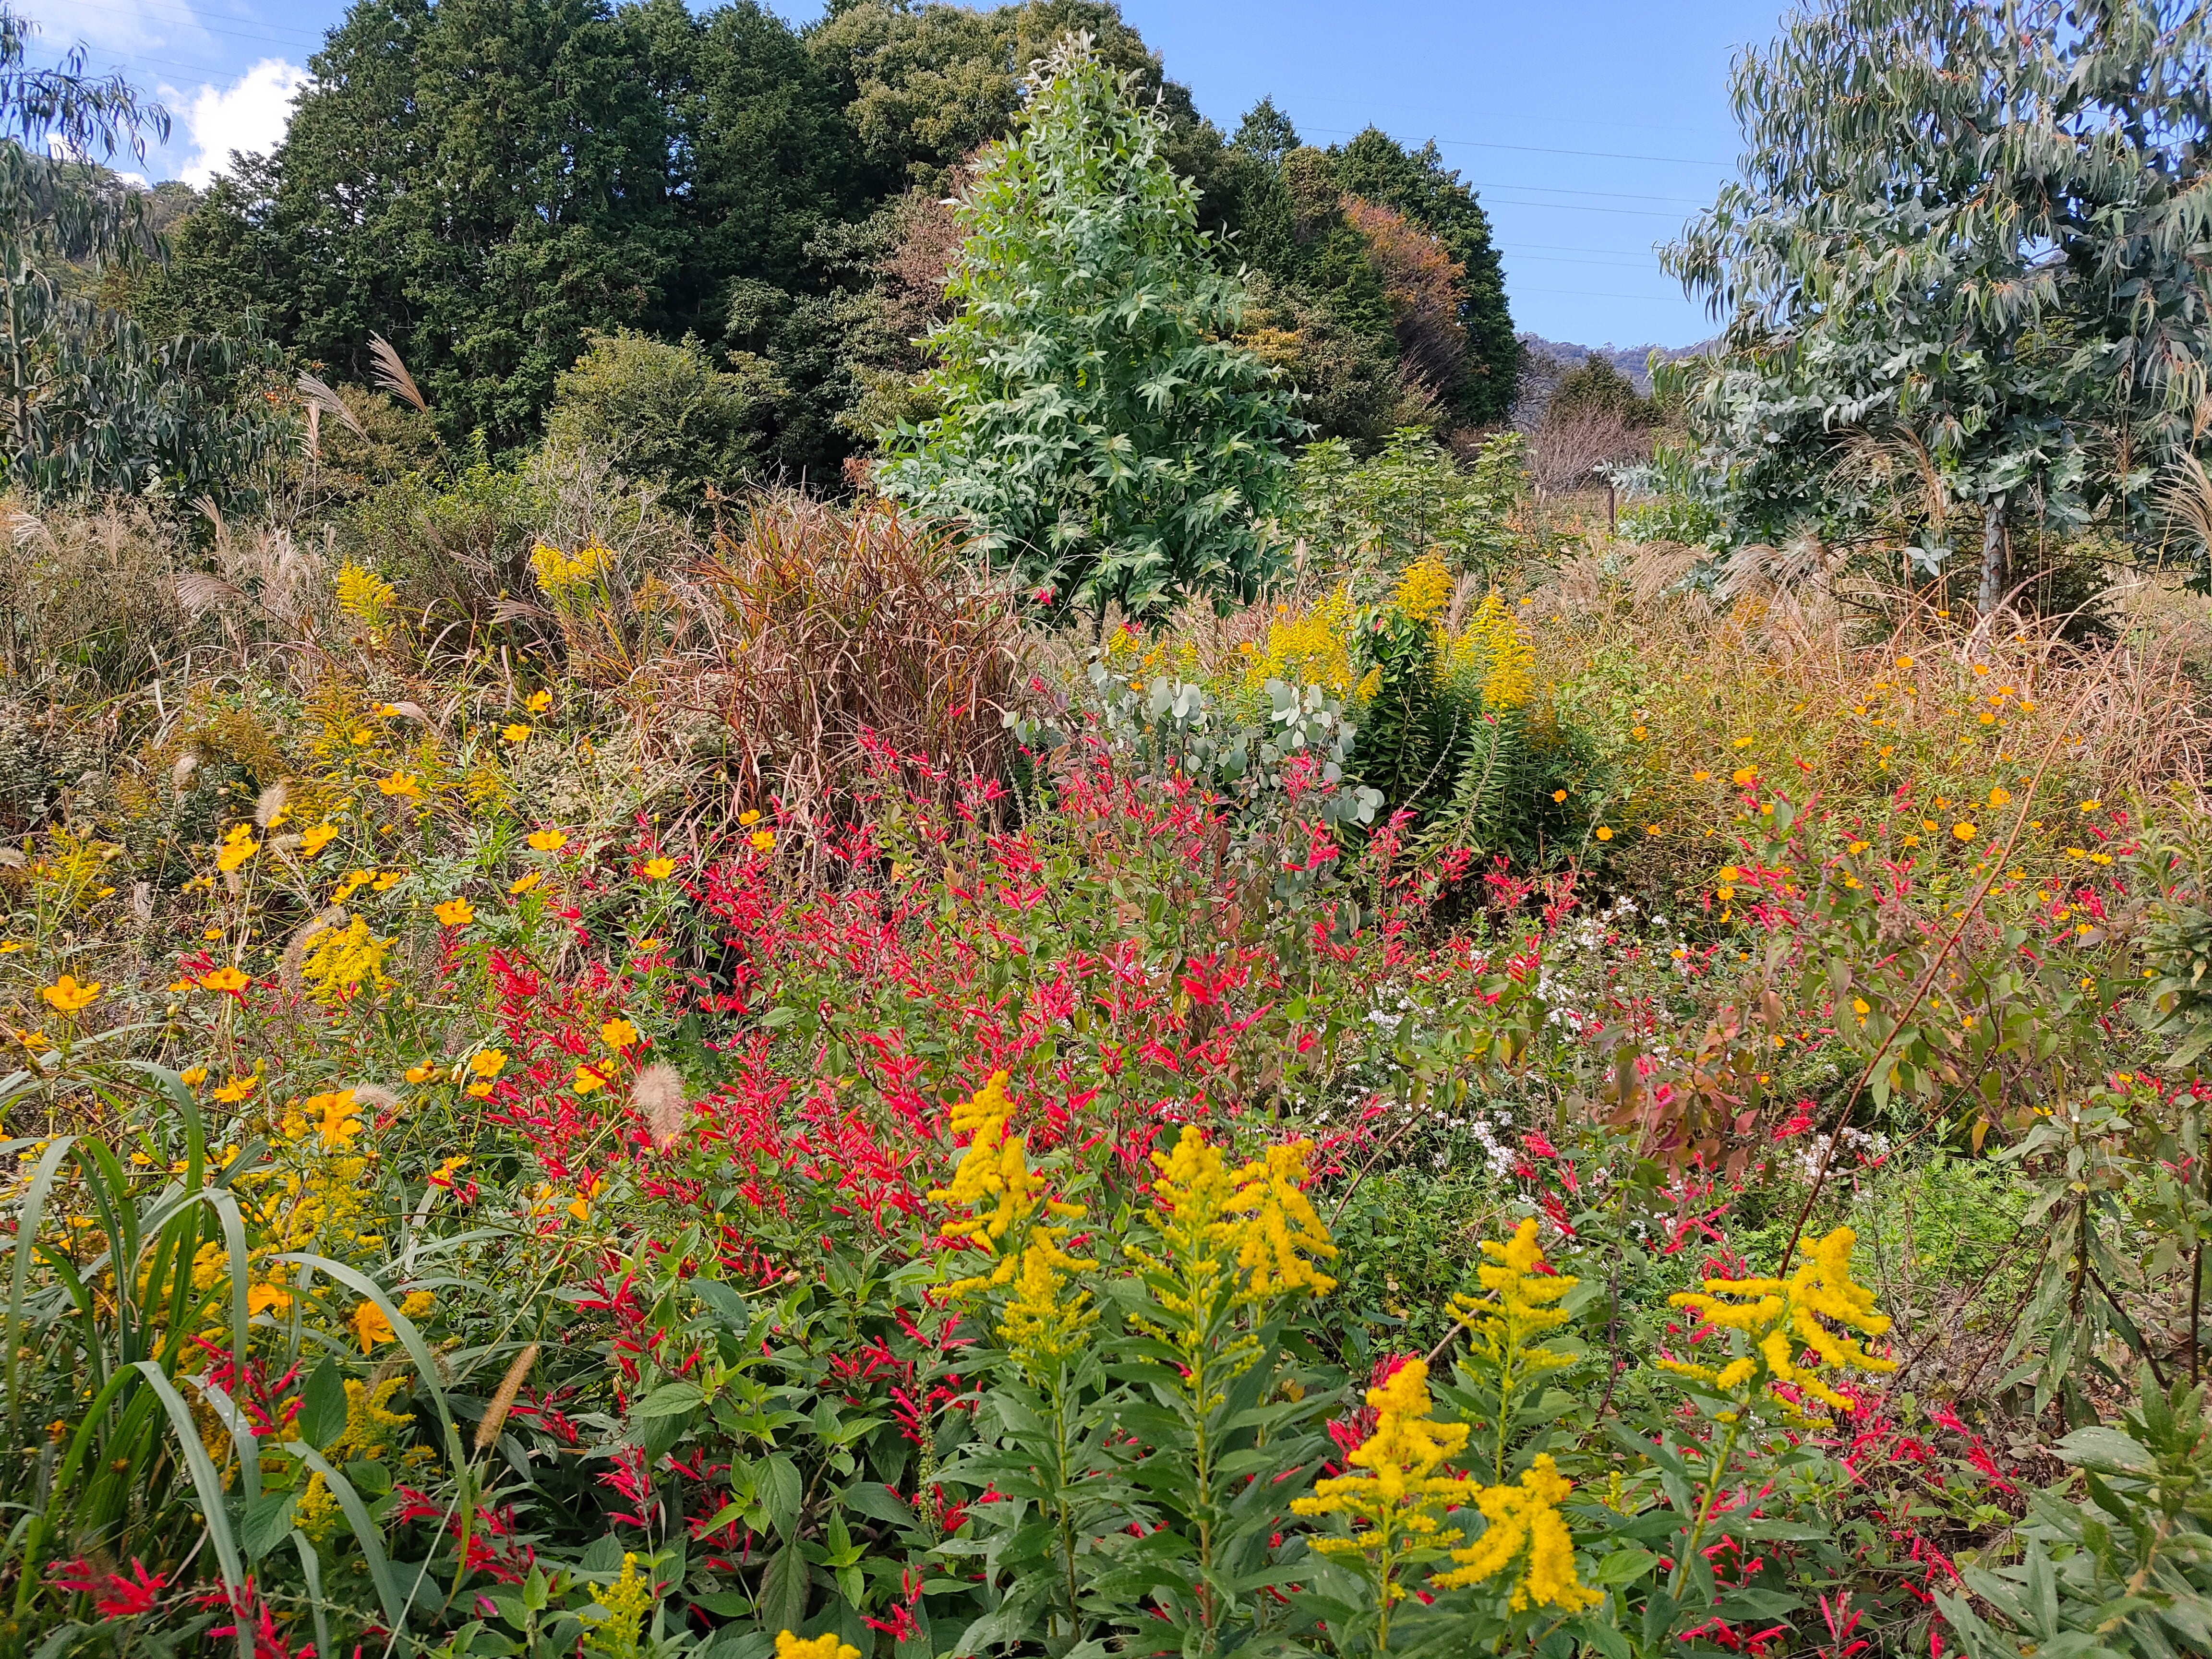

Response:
(7, 457), (2212, 1659)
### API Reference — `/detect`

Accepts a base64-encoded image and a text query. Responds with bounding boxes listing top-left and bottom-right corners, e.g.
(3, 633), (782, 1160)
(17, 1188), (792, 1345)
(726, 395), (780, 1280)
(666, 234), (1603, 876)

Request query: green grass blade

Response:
(285, 1442), (411, 1633)
(128, 1360), (253, 1659)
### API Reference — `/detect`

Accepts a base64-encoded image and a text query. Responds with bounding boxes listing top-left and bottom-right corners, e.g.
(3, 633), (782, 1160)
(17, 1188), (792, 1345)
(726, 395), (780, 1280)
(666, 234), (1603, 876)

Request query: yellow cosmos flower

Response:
(300, 822), (339, 856)
(404, 1063), (437, 1083)
(527, 830), (566, 853)
(469, 1050), (507, 1079)
(601, 1018), (640, 1051)
(434, 898), (475, 927)
(1952, 822), (1977, 841)
(41, 975), (101, 1013)
(526, 689), (553, 713)
(749, 830), (777, 852)
(179, 1065), (209, 1087)
(501, 723), (530, 744)
(738, 809), (762, 827)
(216, 824), (259, 873)
(199, 965), (249, 993)
(378, 772), (423, 800)
(1594, 826), (1613, 842)
(509, 869), (543, 895)
(352, 1300), (395, 1352)
(573, 1064), (606, 1096)
(641, 856), (676, 880)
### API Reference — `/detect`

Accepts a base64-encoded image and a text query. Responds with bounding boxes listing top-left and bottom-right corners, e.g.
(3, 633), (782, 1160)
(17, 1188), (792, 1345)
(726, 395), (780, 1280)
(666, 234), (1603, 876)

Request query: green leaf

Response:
(634, 1381), (704, 1419)
(242, 1491), (298, 1561)
(759, 1539), (810, 1635)
(1591, 1546), (1660, 1586)
(300, 1358), (349, 1449)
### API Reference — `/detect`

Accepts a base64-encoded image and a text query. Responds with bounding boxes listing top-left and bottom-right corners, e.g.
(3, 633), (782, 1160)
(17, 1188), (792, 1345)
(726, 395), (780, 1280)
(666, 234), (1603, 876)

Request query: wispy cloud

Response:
(26, 0), (204, 57)
(178, 56), (303, 187)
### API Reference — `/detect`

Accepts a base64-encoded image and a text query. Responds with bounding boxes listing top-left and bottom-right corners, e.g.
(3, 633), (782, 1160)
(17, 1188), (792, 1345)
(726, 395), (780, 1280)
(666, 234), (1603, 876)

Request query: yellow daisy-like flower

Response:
(215, 823), (259, 873)
(749, 830), (777, 852)
(1952, 822), (1977, 842)
(212, 1074), (258, 1103)
(738, 809), (762, 827)
(527, 829), (566, 853)
(501, 723), (530, 744)
(200, 965), (250, 994)
(404, 1063), (437, 1083)
(378, 772), (423, 800)
(433, 898), (475, 927)
(352, 1300), (395, 1352)
(641, 856), (676, 880)
(469, 1050), (507, 1079)
(601, 1017), (640, 1051)
(773, 1633), (859, 1659)
(509, 870), (543, 895)
(1594, 826), (1613, 842)
(526, 689), (553, 714)
(41, 975), (100, 1013)
(300, 822), (339, 856)
(573, 1064), (607, 1096)
(179, 1065), (209, 1087)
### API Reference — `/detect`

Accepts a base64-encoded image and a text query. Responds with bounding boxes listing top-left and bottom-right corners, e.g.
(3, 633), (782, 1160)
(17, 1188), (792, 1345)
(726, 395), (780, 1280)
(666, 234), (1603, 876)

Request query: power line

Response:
(29, 0), (325, 53)
(1297, 120), (1730, 170)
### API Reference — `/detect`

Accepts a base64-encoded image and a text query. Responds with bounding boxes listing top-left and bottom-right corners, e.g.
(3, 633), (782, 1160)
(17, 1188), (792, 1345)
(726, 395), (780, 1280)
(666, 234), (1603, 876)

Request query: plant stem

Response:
(1668, 1412), (1745, 1601)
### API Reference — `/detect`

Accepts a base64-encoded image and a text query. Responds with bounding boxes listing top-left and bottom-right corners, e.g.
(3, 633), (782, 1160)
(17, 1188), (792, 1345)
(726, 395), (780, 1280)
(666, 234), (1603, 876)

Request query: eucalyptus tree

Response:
(877, 34), (1305, 623)
(0, 5), (287, 500)
(1665, 0), (2212, 608)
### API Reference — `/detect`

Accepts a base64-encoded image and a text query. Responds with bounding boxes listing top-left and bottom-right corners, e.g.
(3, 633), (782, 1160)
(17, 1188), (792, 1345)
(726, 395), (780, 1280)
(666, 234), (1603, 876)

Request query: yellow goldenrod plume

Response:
(1660, 1226), (1895, 1416)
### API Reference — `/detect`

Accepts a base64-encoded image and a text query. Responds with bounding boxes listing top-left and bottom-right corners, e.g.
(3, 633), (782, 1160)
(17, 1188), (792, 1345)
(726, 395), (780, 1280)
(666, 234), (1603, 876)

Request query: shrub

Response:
(546, 330), (786, 510)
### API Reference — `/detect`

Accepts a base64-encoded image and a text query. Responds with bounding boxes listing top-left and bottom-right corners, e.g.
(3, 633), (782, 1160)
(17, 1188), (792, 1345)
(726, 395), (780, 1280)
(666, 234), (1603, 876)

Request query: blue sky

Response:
(26, 0), (1788, 348)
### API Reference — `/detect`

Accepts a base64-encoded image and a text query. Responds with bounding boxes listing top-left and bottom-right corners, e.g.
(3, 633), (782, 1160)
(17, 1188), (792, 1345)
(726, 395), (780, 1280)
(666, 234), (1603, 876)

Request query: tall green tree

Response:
(1333, 129), (1520, 424)
(0, 6), (286, 500)
(1666, 0), (2212, 605)
(878, 36), (1304, 621)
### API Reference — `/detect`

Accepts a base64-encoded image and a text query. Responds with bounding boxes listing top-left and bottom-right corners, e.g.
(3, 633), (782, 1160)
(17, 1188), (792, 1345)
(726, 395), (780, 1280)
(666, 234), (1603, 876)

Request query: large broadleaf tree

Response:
(1665, 0), (2212, 607)
(877, 34), (1304, 622)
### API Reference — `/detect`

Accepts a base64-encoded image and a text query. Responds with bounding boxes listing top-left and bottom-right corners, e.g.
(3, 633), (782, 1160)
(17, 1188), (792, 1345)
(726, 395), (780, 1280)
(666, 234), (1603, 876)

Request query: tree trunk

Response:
(1976, 494), (2008, 616)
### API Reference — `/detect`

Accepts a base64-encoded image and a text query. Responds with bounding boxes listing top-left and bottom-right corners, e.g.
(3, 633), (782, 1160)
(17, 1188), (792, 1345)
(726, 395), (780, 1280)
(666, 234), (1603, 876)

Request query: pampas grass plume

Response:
(635, 1062), (689, 1149)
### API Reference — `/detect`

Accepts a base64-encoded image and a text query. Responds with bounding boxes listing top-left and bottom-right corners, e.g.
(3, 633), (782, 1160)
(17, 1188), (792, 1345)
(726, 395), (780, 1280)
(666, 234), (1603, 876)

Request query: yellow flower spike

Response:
(1663, 1226), (1894, 1419)
(1393, 554), (1455, 624)
(1227, 1139), (1339, 1296)
(773, 1634), (859, 1659)
(996, 1231), (1100, 1375)
(1292, 1359), (1483, 1642)
(1430, 1454), (1601, 1611)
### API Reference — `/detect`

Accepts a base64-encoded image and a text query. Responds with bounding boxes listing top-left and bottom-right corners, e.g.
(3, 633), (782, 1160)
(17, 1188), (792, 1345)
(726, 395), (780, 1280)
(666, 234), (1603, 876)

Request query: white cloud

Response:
(179, 58), (304, 188)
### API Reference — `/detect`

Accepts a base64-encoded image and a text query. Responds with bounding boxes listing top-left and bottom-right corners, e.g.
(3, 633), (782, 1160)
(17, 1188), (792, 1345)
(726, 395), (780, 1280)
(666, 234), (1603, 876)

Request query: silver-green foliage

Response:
(877, 34), (1305, 621)
(1665, 0), (2212, 593)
